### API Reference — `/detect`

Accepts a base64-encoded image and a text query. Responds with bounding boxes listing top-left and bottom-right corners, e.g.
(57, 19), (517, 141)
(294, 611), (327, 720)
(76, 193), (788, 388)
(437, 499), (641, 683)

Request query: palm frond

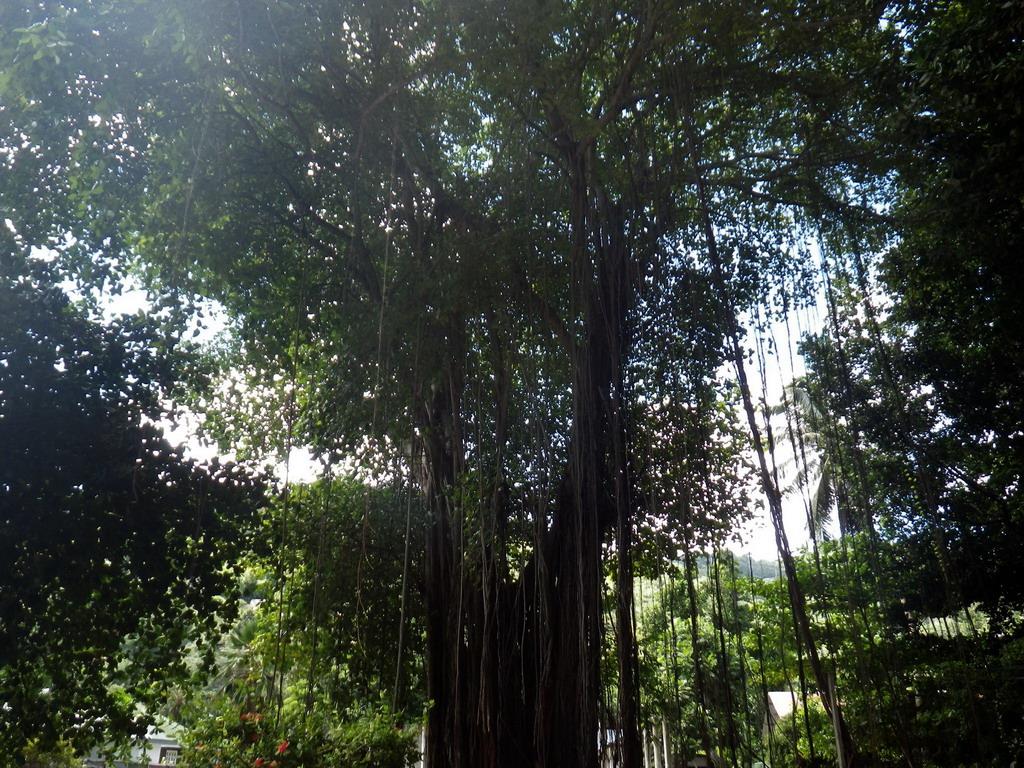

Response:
(809, 460), (835, 542)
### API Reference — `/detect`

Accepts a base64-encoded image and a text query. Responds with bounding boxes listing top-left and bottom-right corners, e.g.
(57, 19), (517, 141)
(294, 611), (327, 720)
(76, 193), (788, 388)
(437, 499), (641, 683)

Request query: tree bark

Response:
(420, 153), (640, 768)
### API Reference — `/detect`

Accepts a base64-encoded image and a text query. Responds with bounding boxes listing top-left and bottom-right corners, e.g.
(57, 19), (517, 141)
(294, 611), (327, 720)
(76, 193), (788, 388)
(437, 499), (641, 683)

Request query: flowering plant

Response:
(178, 700), (318, 768)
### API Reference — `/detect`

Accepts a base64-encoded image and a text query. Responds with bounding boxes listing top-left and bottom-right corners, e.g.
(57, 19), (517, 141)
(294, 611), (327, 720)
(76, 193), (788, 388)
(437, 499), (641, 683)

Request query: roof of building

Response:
(766, 690), (799, 723)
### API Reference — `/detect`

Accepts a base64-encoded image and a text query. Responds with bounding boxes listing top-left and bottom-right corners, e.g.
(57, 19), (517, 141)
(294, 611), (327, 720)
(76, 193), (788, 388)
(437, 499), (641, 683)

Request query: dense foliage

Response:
(164, 477), (423, 768)
(0, 248), (264, 760)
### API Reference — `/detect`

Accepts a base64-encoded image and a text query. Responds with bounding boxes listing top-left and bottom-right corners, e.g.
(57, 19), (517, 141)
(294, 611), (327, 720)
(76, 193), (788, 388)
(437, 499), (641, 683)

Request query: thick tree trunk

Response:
(422, 391), (612, 768)
(420, 162), (640, 767)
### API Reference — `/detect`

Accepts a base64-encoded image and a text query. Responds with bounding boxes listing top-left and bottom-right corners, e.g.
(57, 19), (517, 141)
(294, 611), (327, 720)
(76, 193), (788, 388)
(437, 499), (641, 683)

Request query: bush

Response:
(333, 708), (419, 768)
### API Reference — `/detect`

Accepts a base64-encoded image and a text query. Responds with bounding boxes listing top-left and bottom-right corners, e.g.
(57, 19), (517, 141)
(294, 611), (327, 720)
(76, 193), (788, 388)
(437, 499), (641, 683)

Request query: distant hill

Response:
(669, 553), (780, 581)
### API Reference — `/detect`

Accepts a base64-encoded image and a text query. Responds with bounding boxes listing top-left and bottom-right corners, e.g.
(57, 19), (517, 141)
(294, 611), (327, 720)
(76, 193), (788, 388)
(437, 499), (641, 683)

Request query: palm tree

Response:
(208, 608), (265, 700)
(773, 382), (835, 544)
(160, 602), (265, 723)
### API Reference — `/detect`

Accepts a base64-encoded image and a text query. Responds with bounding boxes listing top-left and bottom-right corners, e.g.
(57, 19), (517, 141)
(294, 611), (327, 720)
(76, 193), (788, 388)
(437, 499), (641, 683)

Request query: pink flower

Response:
(276, 740), (290, 755)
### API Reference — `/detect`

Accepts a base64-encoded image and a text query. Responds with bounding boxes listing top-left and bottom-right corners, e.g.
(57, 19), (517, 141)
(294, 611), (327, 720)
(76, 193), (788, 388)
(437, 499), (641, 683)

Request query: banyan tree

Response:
(5, 0), (1021, 766)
